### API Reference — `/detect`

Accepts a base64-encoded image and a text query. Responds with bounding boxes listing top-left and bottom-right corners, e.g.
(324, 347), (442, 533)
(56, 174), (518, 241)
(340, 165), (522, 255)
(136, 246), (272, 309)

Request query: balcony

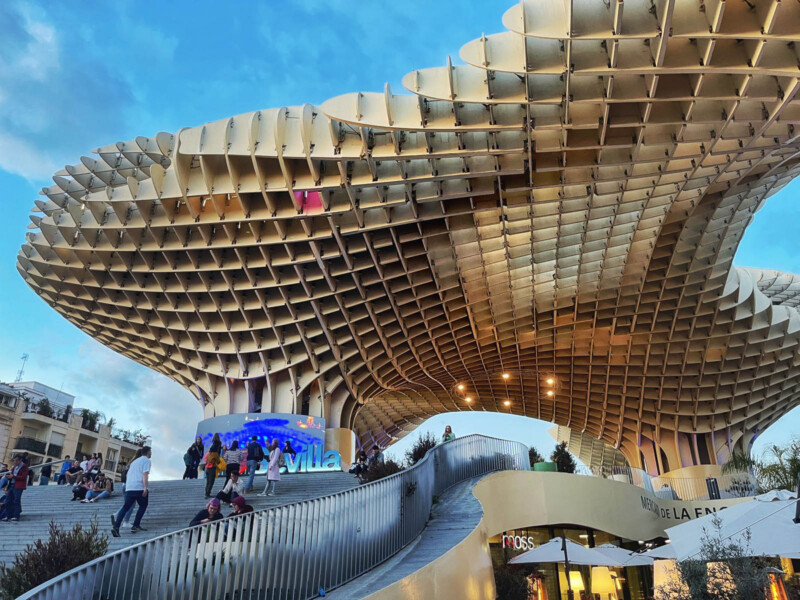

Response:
(14, 437), (47, 454)
(22, 399), (72, 423)
(47, 444), (64, 459)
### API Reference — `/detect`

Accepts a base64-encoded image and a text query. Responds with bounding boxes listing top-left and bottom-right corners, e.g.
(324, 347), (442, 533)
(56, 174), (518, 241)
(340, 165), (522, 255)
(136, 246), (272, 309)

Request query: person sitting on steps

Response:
(190, 497), (224, 526)
(72, 474), (93, 501)
(82, 472), (113, 503)
(216, 470), (245, 505)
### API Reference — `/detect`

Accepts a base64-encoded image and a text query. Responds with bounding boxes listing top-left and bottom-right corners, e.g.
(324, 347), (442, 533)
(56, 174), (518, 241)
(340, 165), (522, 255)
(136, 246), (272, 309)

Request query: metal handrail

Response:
(577, 464), (758, 500)
(17, 434), (528, 599)
(0, 458), (68, 483)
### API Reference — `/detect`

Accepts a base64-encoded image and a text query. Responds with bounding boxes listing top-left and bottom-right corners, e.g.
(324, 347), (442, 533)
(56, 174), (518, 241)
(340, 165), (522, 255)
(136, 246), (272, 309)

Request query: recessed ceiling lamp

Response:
(546, 390), (554, 397)
(546, 377), (555, 385)
(503, 400), (511, 406)
(502, 373), (510, 380)
(465, 396), (472, 403)
(457, 384), (465, 391)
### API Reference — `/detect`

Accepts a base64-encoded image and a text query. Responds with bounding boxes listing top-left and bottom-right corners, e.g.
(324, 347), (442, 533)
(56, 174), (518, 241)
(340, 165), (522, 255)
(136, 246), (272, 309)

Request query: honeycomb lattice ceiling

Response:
(18, 0), (800, 462)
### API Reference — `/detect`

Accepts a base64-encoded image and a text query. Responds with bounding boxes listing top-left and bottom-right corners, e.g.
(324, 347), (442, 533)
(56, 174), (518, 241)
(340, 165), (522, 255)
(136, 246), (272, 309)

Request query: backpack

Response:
(250, 442), (264, 462)
(183, 452), (192, 467)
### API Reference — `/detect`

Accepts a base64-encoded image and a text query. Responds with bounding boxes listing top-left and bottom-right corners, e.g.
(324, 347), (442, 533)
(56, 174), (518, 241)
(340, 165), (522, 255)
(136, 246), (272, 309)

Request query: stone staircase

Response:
(0, 471), (359, 566)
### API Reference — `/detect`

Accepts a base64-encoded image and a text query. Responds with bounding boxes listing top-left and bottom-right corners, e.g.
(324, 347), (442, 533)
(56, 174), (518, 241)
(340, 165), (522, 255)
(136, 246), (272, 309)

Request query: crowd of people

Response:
(185, 434), (288, 500)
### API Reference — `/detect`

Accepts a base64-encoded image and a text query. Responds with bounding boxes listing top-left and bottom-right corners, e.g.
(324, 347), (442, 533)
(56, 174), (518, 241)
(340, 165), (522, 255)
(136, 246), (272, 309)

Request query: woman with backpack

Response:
(183, 437), (204, 480)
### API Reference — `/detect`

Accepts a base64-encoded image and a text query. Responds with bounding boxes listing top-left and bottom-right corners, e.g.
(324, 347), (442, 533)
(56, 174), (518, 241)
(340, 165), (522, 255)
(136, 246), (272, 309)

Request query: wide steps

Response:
(0, 472), (359, 566)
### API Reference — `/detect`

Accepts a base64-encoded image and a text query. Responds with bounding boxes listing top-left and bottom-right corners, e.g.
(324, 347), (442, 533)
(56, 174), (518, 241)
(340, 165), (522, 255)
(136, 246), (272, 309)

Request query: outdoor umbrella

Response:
(646, 544), (677, 560)
(594, 543), (654, 567)
(509, 537), (624, 566)
(660, 489), (800, 561)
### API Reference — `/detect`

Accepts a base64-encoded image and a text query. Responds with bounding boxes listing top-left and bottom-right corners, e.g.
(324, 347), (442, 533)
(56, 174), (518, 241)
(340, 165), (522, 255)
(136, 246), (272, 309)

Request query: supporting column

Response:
(325, 428), (356, 470)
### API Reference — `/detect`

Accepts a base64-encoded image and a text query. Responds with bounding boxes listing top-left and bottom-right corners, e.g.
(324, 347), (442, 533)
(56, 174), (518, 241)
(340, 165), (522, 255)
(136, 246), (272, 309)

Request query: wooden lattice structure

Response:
(17, 0), (800, 471)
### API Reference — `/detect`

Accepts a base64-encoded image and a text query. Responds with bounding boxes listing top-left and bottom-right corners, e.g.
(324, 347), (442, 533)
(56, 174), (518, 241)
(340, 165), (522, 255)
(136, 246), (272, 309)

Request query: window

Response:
(50, 432), (65, 447)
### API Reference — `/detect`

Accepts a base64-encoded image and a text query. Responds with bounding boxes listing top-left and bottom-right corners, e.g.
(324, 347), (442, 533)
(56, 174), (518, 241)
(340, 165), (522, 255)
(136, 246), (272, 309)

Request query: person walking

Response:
(258, 439), (281, 497)
(245, 436), (264, 493)
(39, 463), (52, 486)
(110, 445), (151, 537)
(204, 434), (222, 498)
(1, 454), (28, 522)
(441, 425), (456, 443)
(223, 441), (243, 485)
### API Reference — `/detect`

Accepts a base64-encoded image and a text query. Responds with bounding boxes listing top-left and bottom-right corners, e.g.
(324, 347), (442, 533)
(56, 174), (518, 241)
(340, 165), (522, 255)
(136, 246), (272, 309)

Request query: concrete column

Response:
(325, 427), (356, 470)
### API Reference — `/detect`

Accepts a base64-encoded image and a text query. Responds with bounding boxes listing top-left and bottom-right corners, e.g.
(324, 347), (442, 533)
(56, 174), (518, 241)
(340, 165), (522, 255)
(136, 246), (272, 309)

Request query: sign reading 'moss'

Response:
(196, 413), (341, 473)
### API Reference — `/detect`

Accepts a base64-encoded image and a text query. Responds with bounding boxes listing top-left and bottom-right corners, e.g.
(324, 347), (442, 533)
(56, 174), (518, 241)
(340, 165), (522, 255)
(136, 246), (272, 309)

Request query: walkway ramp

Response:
(0, 472), (358, 566)
(327, 476), (484, 599)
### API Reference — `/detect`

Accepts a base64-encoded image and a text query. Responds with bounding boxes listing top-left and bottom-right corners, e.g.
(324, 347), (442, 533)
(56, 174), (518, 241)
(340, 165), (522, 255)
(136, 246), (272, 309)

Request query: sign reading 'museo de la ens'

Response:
(640, 495), (729, 521)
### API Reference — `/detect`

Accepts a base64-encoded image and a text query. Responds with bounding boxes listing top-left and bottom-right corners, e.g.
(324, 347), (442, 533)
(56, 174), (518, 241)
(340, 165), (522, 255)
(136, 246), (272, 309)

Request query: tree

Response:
(404, 432), (437, 467)
(655, 515), (775, 600)
(723, 439), (800, 493)
(528, 446), (545, 467)
(550, 442), (577, 473)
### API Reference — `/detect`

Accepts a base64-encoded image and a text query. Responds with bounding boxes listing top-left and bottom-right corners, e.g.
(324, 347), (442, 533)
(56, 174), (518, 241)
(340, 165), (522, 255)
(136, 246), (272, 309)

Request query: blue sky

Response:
(1, 0), (797, 478)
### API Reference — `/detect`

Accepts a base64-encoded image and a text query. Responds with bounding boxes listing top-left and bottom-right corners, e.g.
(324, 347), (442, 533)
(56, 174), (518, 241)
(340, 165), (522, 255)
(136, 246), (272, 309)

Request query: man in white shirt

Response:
(110, 446), (151, 536)
(216, 470), (246, 504)
(79, 455), (90, 473)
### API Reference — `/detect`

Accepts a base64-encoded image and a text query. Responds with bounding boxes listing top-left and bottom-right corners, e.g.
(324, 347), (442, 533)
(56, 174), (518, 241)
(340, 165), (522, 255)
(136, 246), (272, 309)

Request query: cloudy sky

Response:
(1, 0), (798, 479)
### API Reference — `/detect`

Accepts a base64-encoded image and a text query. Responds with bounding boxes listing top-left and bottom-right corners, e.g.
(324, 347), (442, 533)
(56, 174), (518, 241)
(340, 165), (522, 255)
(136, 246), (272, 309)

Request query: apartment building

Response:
(0, 381), (147, 481)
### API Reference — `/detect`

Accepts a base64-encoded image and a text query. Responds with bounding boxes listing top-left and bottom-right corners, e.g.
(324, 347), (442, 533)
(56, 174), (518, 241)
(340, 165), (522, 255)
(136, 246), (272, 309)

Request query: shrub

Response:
(0, 519), (108, 599)
(528, 446), (545, 467)
(494, 566), (529, 600)
(36, 398), (54, 419)
(550, 442), (577, 473)
(360, 458), (404, 483)
(404, 432), (437, 467)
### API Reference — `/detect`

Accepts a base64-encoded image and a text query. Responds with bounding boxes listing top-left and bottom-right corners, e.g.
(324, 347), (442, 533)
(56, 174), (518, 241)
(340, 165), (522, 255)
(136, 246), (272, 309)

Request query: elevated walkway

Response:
(0, 472), (358, 566)
(327, 475), (485, 599)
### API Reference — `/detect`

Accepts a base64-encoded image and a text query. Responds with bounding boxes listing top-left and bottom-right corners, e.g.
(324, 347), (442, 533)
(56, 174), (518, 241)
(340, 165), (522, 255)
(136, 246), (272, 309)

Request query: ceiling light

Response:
(457, 384), (464, 391)
(465, 397), (472, 403)
(546, 377), (555, 385)
(546, 390), (554, 397)
(502, 373), (510, 380)
(503, 400), (511, 406)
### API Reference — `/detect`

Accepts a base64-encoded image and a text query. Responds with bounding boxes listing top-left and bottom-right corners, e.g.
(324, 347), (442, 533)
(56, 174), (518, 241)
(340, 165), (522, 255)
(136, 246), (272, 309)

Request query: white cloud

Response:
(58, 340), (203, 480)
(0, 131), (59, 180)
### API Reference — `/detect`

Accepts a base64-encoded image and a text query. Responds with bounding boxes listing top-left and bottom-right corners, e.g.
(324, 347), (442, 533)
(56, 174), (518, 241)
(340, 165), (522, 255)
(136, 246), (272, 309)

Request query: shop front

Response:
(490, 526), (652, 600)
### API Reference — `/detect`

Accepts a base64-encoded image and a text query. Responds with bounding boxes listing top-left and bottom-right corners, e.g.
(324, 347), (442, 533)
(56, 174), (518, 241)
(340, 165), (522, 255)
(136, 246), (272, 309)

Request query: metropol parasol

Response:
(18, 0), (800, 475)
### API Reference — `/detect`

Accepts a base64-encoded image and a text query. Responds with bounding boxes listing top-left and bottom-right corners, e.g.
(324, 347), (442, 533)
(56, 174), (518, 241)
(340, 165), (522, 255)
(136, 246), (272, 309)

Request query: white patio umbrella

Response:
(509, 537), (624, 566)
(645, 544), (677, 560)
(661, 489), (800, 561)
(594, 543), (654, 567)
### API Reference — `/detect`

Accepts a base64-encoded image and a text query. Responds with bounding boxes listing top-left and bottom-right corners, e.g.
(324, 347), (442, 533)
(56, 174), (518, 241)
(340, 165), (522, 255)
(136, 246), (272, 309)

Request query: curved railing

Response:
(576, 465), (758, 501)
(18, 434), (528, 600)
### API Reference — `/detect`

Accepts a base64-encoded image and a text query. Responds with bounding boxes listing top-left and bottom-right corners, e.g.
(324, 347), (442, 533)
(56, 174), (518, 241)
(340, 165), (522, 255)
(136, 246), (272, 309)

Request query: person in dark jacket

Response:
(183, 436), (204, 479)
(244, 436), (264, 492)
(39, 463), (52, 485)
(1, 454), (29, 522)
(282, 440), (297, 460)
(190, 498), (224, 526)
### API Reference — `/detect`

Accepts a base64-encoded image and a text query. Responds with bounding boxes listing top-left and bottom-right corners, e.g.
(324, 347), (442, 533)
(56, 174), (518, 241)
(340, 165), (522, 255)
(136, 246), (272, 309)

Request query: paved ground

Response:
(0, 471), (359, 566)
(327, 475), (485, 599)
